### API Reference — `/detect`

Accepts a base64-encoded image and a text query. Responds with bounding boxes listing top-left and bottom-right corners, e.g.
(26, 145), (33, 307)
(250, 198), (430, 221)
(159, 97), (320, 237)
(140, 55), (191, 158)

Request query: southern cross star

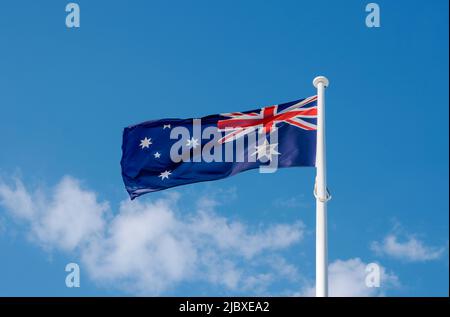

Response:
(154, 152), (161, 158)
(186, 137), (199, 149)
(163, 124), (171, 129)
(251, 139), (280, 161)
(139, 137), (152, 149)
(159, 170), (171, 180)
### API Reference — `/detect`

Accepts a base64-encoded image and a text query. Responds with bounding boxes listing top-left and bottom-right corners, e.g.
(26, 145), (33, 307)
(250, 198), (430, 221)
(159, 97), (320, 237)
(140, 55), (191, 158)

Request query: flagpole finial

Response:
(313, 76), (329, 88)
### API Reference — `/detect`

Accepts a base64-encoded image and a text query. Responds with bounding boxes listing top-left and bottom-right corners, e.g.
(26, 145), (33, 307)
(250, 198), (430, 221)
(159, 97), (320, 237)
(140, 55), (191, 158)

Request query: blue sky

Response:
(0, 0), (448, 296)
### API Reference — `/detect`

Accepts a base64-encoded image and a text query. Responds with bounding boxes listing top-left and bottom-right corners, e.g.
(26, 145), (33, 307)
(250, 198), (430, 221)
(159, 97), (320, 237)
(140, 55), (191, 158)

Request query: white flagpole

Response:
(313, 76), (330, 297)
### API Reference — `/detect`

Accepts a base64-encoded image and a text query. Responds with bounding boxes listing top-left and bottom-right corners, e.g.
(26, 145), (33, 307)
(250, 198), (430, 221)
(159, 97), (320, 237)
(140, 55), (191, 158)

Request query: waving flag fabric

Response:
(121, 96), (318, 199)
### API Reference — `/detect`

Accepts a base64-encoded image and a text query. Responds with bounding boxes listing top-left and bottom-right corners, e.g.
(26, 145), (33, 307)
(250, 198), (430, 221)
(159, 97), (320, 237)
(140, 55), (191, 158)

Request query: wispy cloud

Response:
(298, 258), (399, 297)
(0, 176), (305, 295)
(370, 224), (446, 262)
(272, 195), (309, 209)
(371, 234), (445, 262)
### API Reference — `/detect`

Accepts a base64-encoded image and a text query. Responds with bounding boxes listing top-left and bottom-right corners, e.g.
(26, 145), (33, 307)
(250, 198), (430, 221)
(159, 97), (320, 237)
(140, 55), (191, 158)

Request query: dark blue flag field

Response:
(121, 96), (318, 199)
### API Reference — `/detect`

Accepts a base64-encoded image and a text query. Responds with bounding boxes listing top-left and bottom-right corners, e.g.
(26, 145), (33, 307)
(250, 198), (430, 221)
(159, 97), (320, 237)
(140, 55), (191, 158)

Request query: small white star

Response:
(251, 139), (280, 161)
(139, 137), (152, 149)
(186, 137), (199, 149)
(154, 152), (161, 158)
(159, 170), (171, 180)
(163, 124), (171, 129)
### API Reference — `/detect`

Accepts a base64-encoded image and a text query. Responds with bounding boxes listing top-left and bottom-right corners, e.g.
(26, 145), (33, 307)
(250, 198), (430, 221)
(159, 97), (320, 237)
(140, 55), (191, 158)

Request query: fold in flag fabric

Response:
(121, 96), (318, 199)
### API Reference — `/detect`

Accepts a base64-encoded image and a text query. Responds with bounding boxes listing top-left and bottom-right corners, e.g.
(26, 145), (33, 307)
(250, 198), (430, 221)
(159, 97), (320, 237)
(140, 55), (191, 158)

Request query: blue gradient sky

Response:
(0, 0), (448, 296)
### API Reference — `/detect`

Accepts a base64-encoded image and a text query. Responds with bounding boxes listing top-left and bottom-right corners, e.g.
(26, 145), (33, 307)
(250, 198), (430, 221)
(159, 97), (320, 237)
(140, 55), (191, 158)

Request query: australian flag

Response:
(121, 96), (318, 199)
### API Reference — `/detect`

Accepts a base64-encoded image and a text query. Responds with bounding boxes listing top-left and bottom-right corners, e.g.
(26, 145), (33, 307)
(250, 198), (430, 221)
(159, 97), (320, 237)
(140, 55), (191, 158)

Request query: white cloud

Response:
(371, 234), (445, 262)
(0, 178), (35, 220)
(299, 258), (399, 297)
(0, 176), (305, 295)
(0, 176), (108, 251)
(81, 198), (197, 293)
(192, 208), (304, 259)
(2, 176), (408, 296)
(82, 197), (305, 294)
